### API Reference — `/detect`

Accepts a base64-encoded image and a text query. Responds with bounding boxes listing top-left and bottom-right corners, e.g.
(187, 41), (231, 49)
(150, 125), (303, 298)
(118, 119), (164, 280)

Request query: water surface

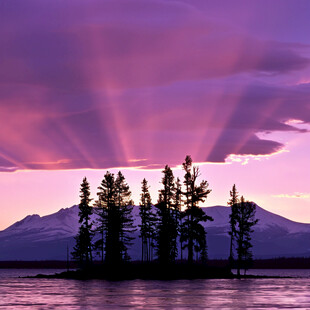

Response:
(0, 269), (309, 309)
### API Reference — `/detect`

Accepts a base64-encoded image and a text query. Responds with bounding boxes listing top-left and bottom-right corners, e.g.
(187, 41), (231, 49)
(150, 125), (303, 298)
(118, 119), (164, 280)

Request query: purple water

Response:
(0, 269), (309, 309)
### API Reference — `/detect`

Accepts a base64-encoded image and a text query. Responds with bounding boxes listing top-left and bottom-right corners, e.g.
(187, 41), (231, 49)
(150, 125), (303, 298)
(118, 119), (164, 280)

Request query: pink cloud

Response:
(0, 0), (309, 171)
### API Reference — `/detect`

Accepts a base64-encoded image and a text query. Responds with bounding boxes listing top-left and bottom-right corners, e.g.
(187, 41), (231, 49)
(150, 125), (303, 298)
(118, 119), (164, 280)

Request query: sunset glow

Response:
(0, 0), (309, 229)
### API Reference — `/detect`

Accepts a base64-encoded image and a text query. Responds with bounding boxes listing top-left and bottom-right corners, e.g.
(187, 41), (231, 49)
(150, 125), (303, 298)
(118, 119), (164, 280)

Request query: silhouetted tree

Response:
(181, 155), (213, 263)
(93, 194), (105, 262)
(103, 172), (120, 264)
(228, 184), (239, 266)
(101, 171), (136, 264)
(139, 178), (156, 262)
(174, 177), (182, 260)
(235, 196), (259, 276)
(198, 228), (208, 263)
(115, 171), (136, 261)
(156, 165), (178, 264)
(94, 171), (115, 263)
(72, 177), (93, 265)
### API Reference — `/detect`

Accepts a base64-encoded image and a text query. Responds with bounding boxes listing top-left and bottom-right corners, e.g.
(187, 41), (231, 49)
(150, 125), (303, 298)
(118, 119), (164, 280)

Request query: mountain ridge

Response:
(0, 204), (310, 260)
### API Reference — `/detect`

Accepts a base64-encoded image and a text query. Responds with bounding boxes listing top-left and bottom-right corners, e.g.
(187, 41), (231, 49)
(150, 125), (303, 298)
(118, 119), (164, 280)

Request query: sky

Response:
(0, 0), (309, 229)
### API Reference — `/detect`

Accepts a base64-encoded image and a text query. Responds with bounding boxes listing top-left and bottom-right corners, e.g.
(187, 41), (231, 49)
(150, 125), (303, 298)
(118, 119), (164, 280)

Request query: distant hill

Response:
(0, 204), (309, 260)
(205, 205), (310, 259)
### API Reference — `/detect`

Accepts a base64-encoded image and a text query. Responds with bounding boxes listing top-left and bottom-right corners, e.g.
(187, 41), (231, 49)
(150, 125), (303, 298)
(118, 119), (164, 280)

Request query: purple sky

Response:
(0, 0), (309, 228)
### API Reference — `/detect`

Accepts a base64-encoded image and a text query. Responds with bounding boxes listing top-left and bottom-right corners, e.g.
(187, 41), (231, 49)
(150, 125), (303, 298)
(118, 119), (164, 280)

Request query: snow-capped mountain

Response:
(0, 204), (309, 260)
(205, 206), (310, 258)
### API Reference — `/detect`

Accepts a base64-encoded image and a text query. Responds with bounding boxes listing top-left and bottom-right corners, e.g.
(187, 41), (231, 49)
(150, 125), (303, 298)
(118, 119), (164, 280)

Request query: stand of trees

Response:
(94, 171), (136, 264)
(228, 185), (259, 275)
(73, 156), (258, 273)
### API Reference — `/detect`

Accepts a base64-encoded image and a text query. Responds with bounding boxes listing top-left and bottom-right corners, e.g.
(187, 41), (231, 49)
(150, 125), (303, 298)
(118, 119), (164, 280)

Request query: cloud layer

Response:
(0, 0), (309, 171)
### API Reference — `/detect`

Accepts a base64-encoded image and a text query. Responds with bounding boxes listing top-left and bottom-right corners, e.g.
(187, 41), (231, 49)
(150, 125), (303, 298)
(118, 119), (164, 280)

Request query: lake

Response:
(0, 269), (309, 309)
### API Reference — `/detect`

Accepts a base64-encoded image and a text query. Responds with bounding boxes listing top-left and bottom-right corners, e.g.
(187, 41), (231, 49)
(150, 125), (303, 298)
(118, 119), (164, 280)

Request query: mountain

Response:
(0, 204), (310, 260)
(205, 206), (310, 259)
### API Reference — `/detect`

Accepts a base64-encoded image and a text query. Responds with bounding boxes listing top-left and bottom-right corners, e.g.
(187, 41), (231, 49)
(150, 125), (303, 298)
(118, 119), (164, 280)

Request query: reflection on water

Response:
(233, 269), (310, 278)
(0, 269), (309, 309)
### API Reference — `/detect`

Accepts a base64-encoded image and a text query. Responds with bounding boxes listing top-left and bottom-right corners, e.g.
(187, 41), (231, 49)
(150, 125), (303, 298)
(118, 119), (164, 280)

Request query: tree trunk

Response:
(188, 212), (194, 264)
(101, 230), (104, 263)
(141, 237), (144, 262)
(229, 233), (233, 268)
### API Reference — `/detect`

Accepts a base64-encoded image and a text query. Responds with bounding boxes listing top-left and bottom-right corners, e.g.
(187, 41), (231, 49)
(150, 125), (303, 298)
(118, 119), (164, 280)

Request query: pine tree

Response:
(93, 194), (105, 262)
(72, 177), (93, 265)
(235, 196), (259, 276)
(115, 171), (136, 262)
(101, 171), (136, 264)
(181, 155), (213, 263)
(174, 177), (182, 260)
(139, 178), (156, 262)
(228, 184), (239, 266)
(156, 165), (178, 264)
(94, 171), (115, 263)
(103, 171), (121, 264)
(197, 227), (208, 263)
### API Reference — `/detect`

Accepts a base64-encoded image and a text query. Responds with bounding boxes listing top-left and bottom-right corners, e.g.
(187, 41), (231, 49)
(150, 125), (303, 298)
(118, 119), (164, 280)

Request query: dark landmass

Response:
(208, 257), (310, 269)
(2, 257), (310, 269)
(30, 263), (291, 280)
(31, 263), (234, 280)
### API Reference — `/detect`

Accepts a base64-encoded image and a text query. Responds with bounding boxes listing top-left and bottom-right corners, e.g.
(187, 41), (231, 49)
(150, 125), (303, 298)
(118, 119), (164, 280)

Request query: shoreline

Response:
(1, 257), (310, 269)
(31, 272), (289, 280)
(23, 263), (293, 280)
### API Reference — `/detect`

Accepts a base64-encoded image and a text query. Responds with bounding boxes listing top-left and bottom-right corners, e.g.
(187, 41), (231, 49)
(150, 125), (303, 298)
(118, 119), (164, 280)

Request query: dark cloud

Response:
(1, 0), (309, 90)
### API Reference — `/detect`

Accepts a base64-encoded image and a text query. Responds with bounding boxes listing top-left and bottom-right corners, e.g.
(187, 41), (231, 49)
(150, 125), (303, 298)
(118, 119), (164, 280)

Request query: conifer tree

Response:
(197, 226), (208, 263)
(93, 194), (105, 262)
(102, 171), (121, 264)
(139, 178), (156, 262)
(174, 177), (182, 260)
(100, 171), (136, 264)
(139, 178), (148, 262)
(72, 177), (93, 265)
(94, 171), (115, 263)
(181, 155), (213, 263)
(235, 196), (259, 276)
(228, 184), (239, 266)
(115, 171), (136, 262)
(156, 165), (178, 264)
